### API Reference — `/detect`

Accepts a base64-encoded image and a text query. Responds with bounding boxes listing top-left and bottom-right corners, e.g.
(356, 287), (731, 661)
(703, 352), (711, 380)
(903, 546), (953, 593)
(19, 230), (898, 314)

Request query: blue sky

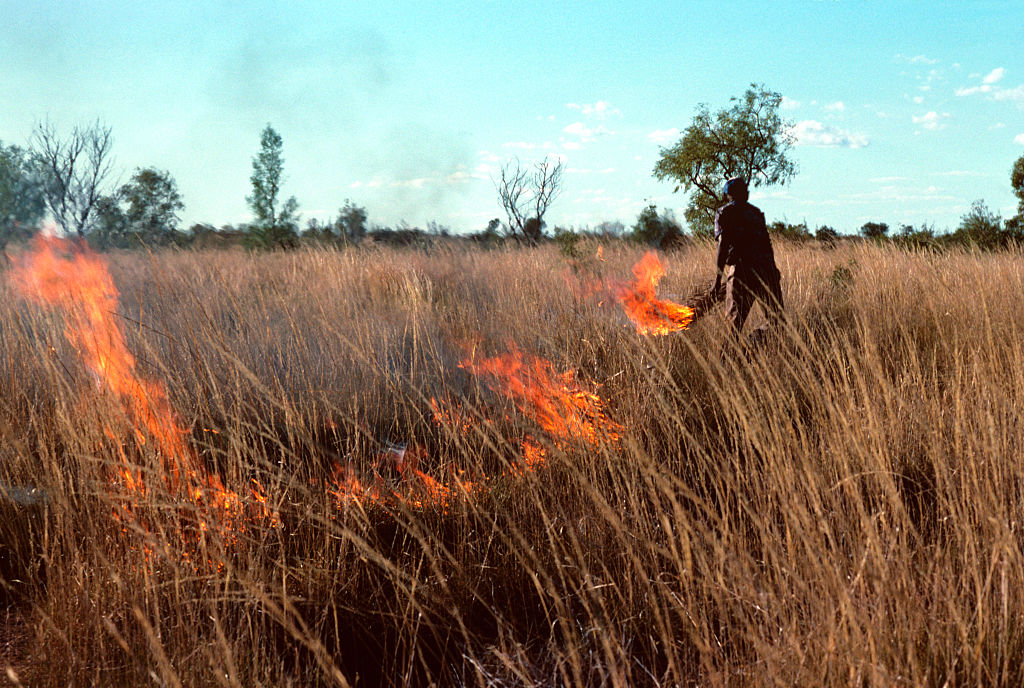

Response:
(2, 0), (1022, 234)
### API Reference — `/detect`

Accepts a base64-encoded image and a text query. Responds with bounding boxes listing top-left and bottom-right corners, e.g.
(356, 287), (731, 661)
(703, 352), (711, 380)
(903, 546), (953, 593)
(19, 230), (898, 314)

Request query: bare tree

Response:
(494, 156), (563, 244)
(31, 120), (116, 237)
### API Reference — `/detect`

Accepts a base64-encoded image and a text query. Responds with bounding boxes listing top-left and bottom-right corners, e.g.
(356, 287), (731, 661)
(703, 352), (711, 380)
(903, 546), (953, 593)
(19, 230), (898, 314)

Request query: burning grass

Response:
(3, 238), (1024, 685)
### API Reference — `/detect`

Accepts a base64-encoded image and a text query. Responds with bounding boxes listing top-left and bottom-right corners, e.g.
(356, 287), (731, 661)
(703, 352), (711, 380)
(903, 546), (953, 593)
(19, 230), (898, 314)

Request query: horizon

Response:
(2, 0), (1022, 235)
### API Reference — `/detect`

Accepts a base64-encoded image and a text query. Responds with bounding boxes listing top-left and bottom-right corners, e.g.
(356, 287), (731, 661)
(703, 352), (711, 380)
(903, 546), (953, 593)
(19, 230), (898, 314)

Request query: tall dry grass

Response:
(2, 239), (1024, 686)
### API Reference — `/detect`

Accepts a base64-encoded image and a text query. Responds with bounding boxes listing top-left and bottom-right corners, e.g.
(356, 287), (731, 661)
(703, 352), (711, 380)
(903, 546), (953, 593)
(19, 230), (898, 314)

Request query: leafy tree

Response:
(767, 220), (812, 242)
(30, 120), (116, 237)
(494, 156), (563, 244)
(954, 199), (1003, 249)
(653, 84), (797, 237)
(0, 141), (46, 248)
(87, 168), (184, 248)
(894, 222), (936, 250)
(815, 225), (839, 244)
(1012, 154), (1024, 215)
(122, 167), (184, 245)
(246, 124), (299, 249)
(631, 204), (685, 248)
(335, 199), (368, 242)
(859, 222), (889, 240)
(88, 192), (130, 248)
(1009, 154), (1024, 233)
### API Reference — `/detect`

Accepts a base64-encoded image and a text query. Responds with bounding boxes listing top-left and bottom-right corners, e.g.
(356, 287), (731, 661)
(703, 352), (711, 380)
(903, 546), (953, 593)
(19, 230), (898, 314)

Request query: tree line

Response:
(3, 89), (1023, 251)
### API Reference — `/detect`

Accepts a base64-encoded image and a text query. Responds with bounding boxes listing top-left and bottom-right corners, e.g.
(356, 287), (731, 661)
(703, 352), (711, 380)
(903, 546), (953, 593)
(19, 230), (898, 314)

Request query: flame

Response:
(612, 251), (694, 336)
(10, 236), (193, 483)
(460, 343), (621, 449)
(8, 236), (278, 567)
(10, 235), (629, 531)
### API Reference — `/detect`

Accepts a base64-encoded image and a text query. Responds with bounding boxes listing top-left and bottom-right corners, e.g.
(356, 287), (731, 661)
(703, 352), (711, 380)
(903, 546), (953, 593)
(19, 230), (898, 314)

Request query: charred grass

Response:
(3, 241), (1024, 686)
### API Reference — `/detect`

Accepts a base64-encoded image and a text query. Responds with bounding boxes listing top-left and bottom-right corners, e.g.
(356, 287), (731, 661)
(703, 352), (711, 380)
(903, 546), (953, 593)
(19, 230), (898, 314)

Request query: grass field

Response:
(3, 239), (1024, 686)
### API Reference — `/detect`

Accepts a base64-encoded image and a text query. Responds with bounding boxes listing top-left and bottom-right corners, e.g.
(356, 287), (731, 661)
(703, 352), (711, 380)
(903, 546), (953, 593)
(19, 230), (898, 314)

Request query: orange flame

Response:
(8, 235), (278, 566)
(460, 343), (621, 448)
(612, 251), (694, 336)
(10, 236), (194, 483)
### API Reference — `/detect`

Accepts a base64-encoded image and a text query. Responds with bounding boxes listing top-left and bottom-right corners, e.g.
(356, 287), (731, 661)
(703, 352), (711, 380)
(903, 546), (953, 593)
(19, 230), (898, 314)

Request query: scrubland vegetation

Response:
(3, 240), (1024, 686)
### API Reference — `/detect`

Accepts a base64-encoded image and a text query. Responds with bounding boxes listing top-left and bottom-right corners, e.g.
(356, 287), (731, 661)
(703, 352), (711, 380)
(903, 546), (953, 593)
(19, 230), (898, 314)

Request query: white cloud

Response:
(912, 95), (924, 104)
(561, 122), (611, 142)
(990, 122), (1007, 129)
(932, 170), (985, 177)
(473, 162), (497, 177)
(565, 100), (621, 118)
(790, 120), (869, 148)
(562, 122), (589, 137)
(646, 127), (680, 144)
(390, 177), (430, 189)
(993, 85), (1024, 103)
(561, 141), (581, 150)
(501, 141), (555, 150)
(956, 71), (1023, 103)
(912, 111), (951, 130)
(780, 96), (801, 110)
(956, 84), (993, 96)
(1015, 133), (1024, 145)
(983, 67), (1006, 84)
(897, 54), (939, 65)
(824, 101), (846, 112)
(445, 171), (471, 184)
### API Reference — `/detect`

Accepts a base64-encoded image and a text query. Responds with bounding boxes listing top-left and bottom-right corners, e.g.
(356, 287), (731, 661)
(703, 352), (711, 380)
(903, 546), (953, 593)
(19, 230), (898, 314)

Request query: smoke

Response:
(200, 24), (475, 229)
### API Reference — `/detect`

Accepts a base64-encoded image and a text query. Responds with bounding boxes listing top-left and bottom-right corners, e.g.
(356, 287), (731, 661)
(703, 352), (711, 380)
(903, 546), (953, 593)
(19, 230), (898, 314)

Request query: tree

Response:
(631, 204), (685, 248)
(87, 168), (184, 248)
(122, 167), (184, 245)
(955, 199), (1003, 249)
(0, 141), (46, 248)
(860, 221), (889, 240)
(767, 220), (812, 242)
(88, 192), (130, 248)
(494, 156), (563, 244)
(893, 222), (936, 250)
(335, 199), (367, 242)
(1012, 155), (1024, 212)
(653, 84), (797, 237)
(30, 120), (116, 237)
(815, 225), (839, 244)
(246, 124), (299, 248)
(1007, 154), (1024, 232)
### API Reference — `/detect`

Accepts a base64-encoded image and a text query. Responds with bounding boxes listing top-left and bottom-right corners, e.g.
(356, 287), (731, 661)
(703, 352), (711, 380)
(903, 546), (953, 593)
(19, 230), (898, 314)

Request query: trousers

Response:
(724, 264), (784, 332)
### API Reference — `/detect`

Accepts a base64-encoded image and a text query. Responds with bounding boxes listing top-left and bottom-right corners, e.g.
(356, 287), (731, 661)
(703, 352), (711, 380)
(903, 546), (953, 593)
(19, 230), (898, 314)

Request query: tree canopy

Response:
(653, 84), (797, 237)
(247, 124), (299, 248)
(1012, 154), (1024, 216)
(0, 141), (46, 247)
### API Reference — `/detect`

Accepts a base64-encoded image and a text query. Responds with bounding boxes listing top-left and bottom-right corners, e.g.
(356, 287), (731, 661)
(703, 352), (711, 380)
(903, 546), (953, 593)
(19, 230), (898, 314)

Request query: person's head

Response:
(723, 176), (748, 202)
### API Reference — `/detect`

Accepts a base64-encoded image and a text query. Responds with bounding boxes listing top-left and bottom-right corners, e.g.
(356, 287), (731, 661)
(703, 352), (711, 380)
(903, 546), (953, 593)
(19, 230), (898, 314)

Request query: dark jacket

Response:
(714, 200), (777, 274)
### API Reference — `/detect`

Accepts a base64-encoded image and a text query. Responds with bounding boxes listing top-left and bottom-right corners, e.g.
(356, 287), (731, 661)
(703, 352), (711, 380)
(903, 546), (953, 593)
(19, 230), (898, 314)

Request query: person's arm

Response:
(713, 210), (729, 293)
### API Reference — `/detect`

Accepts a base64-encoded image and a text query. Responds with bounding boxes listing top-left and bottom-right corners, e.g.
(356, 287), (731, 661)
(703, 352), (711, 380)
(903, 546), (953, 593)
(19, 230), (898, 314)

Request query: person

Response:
(712, 177), (784, 333)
